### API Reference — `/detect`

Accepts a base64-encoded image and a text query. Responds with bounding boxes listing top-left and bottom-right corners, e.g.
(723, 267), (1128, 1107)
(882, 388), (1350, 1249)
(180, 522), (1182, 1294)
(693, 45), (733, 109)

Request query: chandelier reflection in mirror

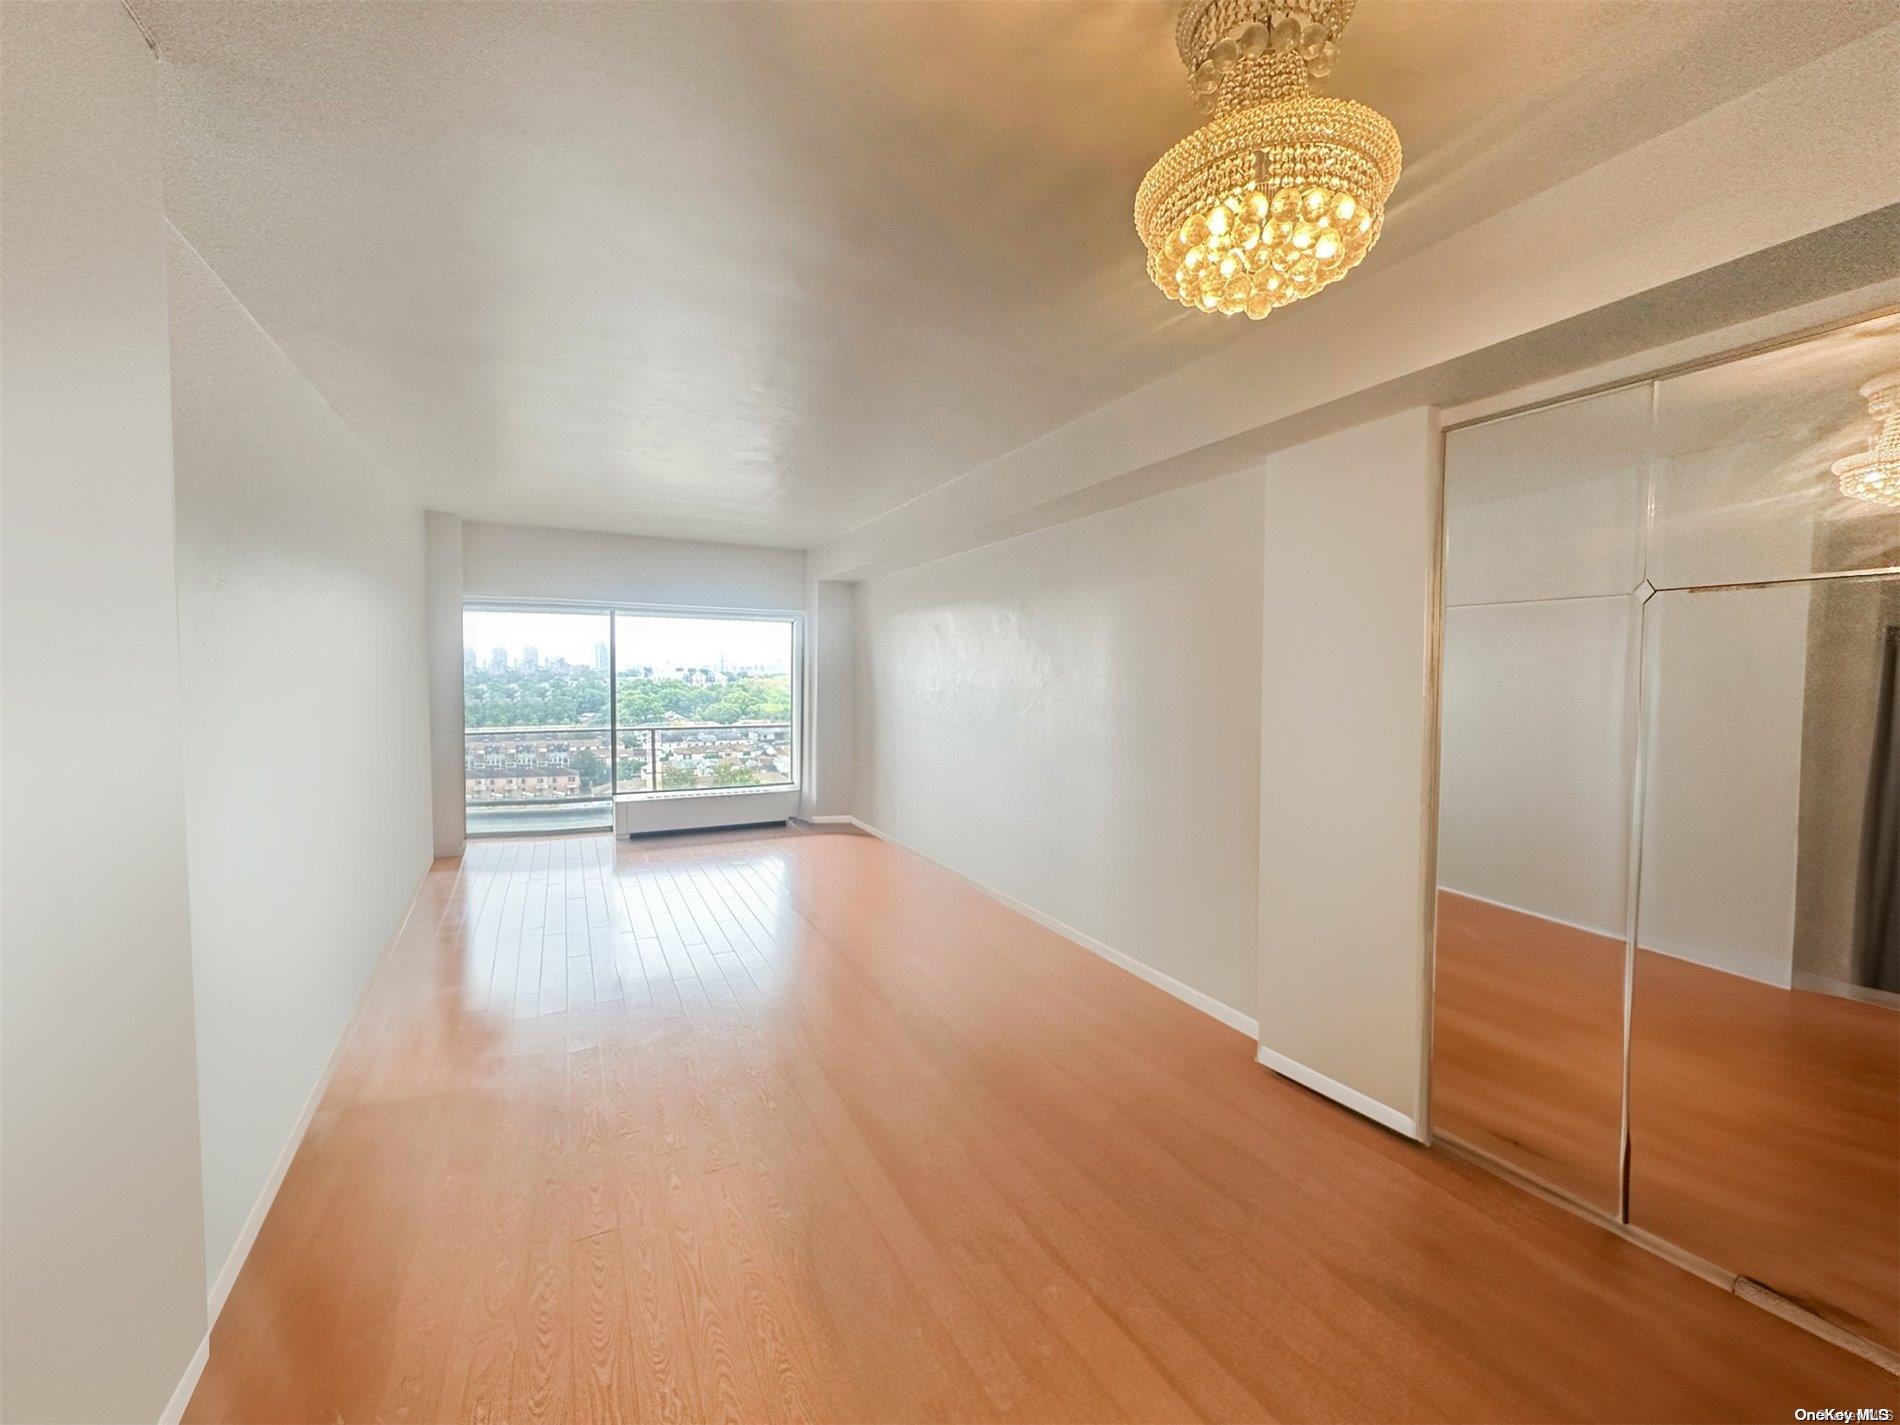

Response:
(1136, 0), (1400, 320)
(1833, 371), (1900, 507)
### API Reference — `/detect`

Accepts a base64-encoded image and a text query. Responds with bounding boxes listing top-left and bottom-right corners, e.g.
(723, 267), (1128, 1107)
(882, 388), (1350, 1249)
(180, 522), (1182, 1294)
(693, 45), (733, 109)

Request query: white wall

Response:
(166, 231), (433, 1299)
(425, 512), (467, 854)
(461, 519), (805, 610)
(802, 579), (856, 819)
(853, 471), (1264, 1026)
(1256, 409), (1438, 1134)
(0, 6), (211, 1420)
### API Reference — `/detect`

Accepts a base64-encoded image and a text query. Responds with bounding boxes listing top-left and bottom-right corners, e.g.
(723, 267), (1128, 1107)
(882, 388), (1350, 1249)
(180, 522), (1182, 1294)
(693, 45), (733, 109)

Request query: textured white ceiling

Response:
(149, 0), (1896, 548)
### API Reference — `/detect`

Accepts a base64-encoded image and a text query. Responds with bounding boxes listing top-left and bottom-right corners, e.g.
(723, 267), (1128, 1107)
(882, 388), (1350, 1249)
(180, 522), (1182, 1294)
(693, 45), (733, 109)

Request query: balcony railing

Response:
(464, 722), (792, 807)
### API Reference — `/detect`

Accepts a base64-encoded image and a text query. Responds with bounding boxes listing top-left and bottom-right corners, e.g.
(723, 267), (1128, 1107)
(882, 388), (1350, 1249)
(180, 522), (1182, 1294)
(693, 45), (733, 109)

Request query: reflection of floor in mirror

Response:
(1433, 887), (1899, 1355)
(1431, 890), (1626, 1213)
(1630, 948), (1900, 1354)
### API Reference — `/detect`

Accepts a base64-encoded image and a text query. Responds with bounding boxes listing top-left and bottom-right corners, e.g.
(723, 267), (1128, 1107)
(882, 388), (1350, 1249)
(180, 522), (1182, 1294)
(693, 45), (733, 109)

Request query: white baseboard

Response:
(845, 817), (1258, 1039)
(158, 1333), (210, 1425)
(1254, 1043), (1421, 1140)
(803, 814), (857, 825)
(205, 860), (437, 1324)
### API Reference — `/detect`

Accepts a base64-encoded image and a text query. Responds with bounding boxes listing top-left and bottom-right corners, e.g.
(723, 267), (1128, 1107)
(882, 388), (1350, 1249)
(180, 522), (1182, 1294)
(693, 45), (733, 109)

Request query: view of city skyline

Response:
(462, 610), (792, 678)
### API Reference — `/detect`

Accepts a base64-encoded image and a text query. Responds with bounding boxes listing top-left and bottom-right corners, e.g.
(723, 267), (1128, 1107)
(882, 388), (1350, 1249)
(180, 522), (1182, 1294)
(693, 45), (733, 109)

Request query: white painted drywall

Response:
(1256, 409), (1439, 1133)
(0, 6), (211, 1419)
(425, 512), (467, 855)
(801, 579), (856, 819)
(166, 231), (434, 1297)
(853, 470), (1264, 1024)
(461, 520), (806, 611)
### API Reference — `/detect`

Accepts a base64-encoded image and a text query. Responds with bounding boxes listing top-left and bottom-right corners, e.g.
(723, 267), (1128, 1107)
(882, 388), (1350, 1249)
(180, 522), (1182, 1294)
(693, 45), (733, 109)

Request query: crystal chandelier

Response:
(1136, 0), (1400, 320)
(1834, 372), (1900, 507)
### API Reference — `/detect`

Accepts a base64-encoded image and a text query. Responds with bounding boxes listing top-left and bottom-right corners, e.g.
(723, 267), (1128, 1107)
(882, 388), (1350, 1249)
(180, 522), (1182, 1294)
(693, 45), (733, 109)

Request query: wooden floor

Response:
(187, 828), (1890, 1424)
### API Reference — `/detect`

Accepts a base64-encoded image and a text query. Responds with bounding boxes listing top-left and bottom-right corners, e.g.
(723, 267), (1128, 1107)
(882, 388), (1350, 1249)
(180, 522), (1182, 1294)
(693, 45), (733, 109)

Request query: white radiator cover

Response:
(614, 786), (801, 837)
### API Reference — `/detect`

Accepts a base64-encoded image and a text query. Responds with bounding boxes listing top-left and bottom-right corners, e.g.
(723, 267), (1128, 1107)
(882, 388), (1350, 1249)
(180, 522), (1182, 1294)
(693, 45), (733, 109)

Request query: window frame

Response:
(461, 598), (803, 816)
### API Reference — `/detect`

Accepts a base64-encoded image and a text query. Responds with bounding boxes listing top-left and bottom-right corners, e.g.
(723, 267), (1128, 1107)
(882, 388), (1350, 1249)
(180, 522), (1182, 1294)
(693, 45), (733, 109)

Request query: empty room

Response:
(3, 1), (1898, 1421)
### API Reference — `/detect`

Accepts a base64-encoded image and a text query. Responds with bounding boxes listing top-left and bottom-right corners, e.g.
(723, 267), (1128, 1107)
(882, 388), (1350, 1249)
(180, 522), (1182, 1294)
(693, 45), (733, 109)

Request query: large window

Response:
(614, 613), (793, 793)
(463, 605), (795, 835)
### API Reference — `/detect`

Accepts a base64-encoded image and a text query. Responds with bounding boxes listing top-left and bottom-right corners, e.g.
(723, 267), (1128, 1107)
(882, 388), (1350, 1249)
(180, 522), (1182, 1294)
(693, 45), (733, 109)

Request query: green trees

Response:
(613, 675), (790, 729)
(463, 666), (790, 730)
(463, 664), (610, 728)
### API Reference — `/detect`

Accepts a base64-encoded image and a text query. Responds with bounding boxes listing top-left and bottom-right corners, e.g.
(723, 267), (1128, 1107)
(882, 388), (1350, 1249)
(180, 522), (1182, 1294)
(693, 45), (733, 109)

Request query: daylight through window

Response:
(462, 607), (795, 836)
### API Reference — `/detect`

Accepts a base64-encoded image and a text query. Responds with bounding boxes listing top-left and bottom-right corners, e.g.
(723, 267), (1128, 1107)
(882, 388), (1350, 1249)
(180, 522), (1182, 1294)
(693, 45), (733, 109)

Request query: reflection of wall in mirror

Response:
(1648, 315), (1900, 589)
(1637, 585), (1808, 989)
(1639, 575), (1900, 996)
(1796, 574), (1900, 995)
(1440, 385), (1648, 607)
(1436, 596), (1637, 937)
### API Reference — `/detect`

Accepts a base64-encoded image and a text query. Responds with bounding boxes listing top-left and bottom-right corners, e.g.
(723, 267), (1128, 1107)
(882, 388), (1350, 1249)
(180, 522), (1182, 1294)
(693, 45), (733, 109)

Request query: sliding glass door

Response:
(462, 607), (614, 833)
(463, 604), (797, 835)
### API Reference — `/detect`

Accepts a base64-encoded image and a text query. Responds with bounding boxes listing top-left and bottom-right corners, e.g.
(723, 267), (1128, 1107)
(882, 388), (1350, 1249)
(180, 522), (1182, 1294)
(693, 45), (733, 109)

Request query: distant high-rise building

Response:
(463, 647), (476, 674)
(489, 647), (507, 672)
(521, 645), (540, 670)
(595, 642), (610, 671)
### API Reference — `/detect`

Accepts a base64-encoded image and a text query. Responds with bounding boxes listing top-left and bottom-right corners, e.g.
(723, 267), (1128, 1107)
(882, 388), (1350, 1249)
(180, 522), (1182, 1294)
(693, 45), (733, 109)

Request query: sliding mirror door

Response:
(1432, 385), (1648, 1212)
(1433, 311), (1900, 1355)
(1631, 577), (1899, 1349)
(1626, 320), (1900, 1351)
(1434, 594), (1640, 1210)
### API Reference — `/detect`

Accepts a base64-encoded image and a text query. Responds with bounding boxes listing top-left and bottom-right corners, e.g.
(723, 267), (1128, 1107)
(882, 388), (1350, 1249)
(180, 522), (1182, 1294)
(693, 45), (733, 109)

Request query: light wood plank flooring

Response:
(186, 827), (1890, 1423)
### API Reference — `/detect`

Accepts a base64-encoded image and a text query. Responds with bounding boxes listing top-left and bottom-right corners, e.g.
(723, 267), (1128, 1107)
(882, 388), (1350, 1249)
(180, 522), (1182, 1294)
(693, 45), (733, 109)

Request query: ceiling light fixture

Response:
(1834, 372), (1900, 507)
(1136, 0), (1399, 320)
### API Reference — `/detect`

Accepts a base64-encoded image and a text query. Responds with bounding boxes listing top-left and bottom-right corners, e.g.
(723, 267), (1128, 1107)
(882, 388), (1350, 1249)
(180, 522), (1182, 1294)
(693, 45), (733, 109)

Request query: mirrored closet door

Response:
(1432, 312), (1900, 1354)
(1434, 381), (1649, 1215)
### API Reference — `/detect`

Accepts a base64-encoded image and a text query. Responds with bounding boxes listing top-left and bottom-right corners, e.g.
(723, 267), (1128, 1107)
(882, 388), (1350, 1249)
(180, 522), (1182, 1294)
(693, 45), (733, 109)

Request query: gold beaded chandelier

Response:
(1136, 0), (1400, 320)
(1833, 372), (1900, 507)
